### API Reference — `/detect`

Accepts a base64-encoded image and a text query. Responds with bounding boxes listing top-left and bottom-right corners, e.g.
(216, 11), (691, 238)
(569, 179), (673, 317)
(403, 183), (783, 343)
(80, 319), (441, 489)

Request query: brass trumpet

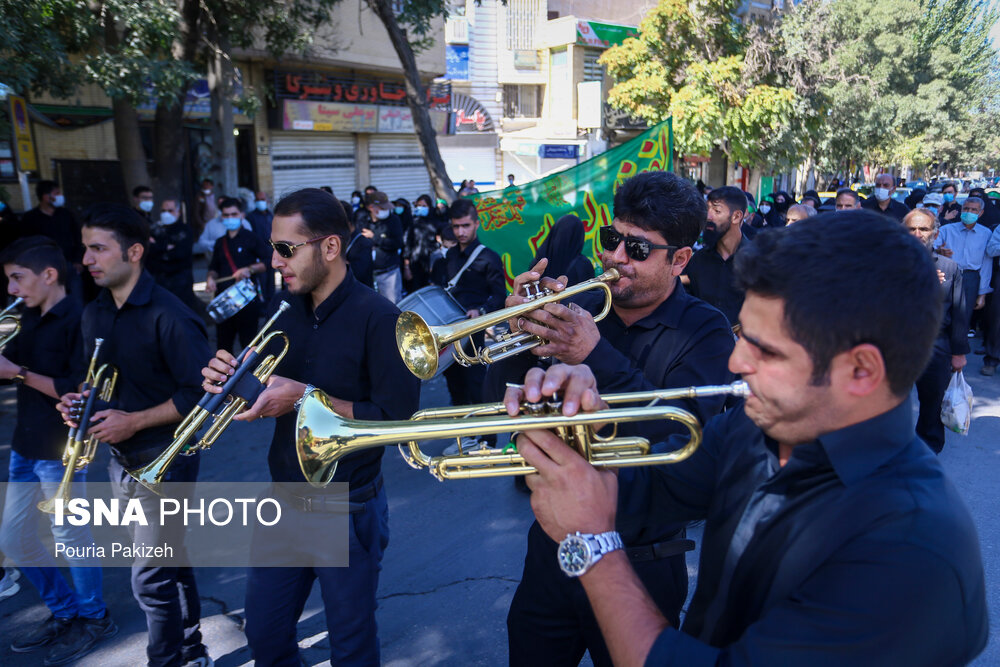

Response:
(396, 269), (619, 380)
(39, 338), (118, 513)
(297, 380), (749, 487)
(128, 302), (291, 495)
(0, 297), (24, 348)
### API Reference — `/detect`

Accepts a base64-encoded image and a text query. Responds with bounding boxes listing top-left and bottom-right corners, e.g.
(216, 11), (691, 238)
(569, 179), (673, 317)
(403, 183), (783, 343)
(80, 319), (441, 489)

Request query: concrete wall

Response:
(547, 0), (654, 26)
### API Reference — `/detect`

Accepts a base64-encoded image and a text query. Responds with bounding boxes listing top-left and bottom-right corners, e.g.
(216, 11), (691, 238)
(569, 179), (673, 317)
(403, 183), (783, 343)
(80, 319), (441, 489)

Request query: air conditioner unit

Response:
(446, 18), (469, 44)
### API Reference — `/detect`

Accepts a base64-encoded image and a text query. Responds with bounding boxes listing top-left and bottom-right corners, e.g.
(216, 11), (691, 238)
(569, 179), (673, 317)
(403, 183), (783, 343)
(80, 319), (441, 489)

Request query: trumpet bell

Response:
(396, 310), (439, 381)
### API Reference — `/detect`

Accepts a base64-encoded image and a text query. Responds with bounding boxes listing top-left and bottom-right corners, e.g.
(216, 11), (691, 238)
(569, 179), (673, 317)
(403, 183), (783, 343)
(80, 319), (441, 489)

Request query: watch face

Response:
(558, 534), (593, 576)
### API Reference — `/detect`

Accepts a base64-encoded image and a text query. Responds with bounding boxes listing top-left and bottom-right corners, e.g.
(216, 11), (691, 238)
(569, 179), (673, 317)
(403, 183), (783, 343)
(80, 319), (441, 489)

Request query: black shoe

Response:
(10, 615), (74, 653)
(43, 611), (118, 666)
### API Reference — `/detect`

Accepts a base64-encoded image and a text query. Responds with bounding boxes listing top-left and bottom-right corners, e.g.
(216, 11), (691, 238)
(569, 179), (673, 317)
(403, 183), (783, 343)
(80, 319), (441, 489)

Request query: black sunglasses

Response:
(269, 235), (332, 259)
(599, 226), (676, 262)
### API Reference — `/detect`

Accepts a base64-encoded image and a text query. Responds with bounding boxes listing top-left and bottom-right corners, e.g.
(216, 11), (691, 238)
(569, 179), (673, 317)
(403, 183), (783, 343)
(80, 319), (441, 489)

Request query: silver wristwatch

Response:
(294, 384), (316, 411)
(557, 531), (624, 577)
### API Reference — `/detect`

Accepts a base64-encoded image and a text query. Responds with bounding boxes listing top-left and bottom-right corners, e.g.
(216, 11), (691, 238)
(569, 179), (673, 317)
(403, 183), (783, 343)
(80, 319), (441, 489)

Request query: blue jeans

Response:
(0, 450), (105, 619)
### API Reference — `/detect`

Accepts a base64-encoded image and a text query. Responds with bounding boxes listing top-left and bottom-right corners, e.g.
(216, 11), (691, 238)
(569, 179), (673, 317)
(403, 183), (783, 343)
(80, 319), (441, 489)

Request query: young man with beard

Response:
(57, 204), (213, 667)
(514, 212), (987, 666)
(489, 171), (734, 667)
(682, 186), (751, 328)
(200, 188), (419, 666)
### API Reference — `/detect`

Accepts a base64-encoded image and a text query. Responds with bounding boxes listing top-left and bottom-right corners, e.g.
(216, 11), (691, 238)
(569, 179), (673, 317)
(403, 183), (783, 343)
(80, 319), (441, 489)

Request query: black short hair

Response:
(82, 203), (150, 262)
(36, 180), (59, 200)
(202, 178), (214, 185)
(449, 198), (478, 221)
(132, 185), (153, 198)
(364, 185), (377, 193)
(612, 171), (705, 247)
(707, 186), (749, 216)
(320, 186), (334, 195)
(0, 237), (68, 285)
(339, 200), (353, 221)
(416, 194), (433, 208)
(219, 197), (242, 213)
(440, 226), (456, 242)
(734, 211), (940, 396)
(273, 188), (350, 249)
(835, 188), (859, 204)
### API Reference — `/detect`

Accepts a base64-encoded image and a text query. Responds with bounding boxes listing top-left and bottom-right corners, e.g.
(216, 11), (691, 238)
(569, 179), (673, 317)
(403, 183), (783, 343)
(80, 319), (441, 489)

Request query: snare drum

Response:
(396, 286), (466, 377)
(207, 279), (258, 323)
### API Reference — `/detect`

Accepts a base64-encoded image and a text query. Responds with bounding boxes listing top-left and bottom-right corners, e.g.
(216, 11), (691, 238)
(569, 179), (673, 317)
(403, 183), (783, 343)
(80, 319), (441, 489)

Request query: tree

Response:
(364, 0), (457, 203)
(599, 0), (800, 172)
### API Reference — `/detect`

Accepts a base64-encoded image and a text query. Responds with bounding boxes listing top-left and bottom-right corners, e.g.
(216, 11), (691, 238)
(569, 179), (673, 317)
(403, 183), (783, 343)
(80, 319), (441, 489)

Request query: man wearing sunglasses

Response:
(200, 188), (420, 666)
(491, 171), (735, 667)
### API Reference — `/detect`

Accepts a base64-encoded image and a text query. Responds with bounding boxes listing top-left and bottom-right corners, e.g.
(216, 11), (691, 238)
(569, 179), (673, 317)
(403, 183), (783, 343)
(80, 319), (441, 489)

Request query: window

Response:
(506, 0), (541, 50)
(504, 85), (544, 118)
(583, 48), (604, 82)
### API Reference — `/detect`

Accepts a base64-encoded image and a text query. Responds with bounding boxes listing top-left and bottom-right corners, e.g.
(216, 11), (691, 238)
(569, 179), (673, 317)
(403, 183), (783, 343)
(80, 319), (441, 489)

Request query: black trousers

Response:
(962, 270), (979, 333)
(216, 301), (261, 353)
(108, 451), (205, 667)
(915, 337), (952, 454)
(507, 521), (688, 667)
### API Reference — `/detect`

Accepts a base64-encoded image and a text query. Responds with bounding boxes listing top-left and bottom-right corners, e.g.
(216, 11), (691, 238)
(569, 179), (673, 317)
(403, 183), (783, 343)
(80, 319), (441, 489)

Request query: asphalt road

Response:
(0, 339), (997, 666)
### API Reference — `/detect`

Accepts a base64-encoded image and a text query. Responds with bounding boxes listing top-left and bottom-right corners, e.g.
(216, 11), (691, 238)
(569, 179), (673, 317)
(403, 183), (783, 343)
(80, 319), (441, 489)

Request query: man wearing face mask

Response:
(132, 186), (155, 222)
(682, 186), (751, 327)
(147, 198), (198, 312)
(935, 196), (991, 337)
(205, 198), (271, 351)
(939, 182), (962, 223)
(246, 191), (276, 303)
(362, 191), (404, 303)
(19, 180), (83, 279)
(860, 172), (909, 221)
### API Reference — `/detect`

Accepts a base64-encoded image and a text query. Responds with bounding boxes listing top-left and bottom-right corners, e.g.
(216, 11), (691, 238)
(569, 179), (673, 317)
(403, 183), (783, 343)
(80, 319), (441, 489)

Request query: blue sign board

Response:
(446, 45), (470, 81)
(539, 144), (579, 159)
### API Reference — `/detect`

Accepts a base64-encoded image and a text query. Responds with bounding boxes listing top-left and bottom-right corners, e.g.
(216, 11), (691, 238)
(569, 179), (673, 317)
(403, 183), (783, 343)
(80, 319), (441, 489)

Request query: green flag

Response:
(472, 119), (673, 290)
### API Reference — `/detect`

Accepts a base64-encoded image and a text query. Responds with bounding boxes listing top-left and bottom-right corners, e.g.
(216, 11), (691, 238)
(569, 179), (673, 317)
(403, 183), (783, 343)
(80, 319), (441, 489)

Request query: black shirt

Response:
(936, 255), (969, 354)
(82, 271), (211, 455)
(265, 271), (420, 487)
(245, 208), (273, 247)
(209, 228), (271, 278)
(18, 207), (83, 265)
(860, 195), (910, 222)
(640, 399), (988, 665)
(345, 230), (375, 288)
(5, 296), (85, 460)
(147, 220), (195, 279)
(683, 233), (749, 327)
(438, 238), (506, 313)
(362, 212), (404, 272)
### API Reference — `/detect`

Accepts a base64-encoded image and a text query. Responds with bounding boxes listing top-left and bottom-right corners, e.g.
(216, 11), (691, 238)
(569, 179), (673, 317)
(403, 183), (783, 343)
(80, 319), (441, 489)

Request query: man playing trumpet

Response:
(200, 188), (419, 666)
(515, 212), (988, 665)
(488, 172), (736, 667)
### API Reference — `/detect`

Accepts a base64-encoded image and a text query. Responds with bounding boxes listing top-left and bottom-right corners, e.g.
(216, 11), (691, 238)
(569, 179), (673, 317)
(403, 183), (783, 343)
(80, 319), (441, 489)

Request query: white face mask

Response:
(52, 194), (65, 208)
(375, 209), (391, 220)
(351, 196), (361, 205)
(203, 188), (212, 195)
(139, 200), (154, 212)
(759, 204), (771, 214)
(160, 211), (178, 225)
(874, 187), (890, 202)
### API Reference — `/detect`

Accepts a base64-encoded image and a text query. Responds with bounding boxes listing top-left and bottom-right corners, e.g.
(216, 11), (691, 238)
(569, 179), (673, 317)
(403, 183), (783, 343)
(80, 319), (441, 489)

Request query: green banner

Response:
(472, 119), (673, 290)
(576, 20), (640, 49)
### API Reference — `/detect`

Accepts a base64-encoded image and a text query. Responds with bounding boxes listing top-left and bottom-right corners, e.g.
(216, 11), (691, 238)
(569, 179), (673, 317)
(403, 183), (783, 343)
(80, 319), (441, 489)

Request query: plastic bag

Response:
(941, 370), (974, 435)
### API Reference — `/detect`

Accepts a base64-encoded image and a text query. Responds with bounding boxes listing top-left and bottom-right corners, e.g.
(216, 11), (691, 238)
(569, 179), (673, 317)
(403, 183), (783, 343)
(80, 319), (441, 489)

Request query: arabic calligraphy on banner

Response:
(281, 100), (451, 134)
(274, 70), (452, 110)
(473, 119), (673, 290)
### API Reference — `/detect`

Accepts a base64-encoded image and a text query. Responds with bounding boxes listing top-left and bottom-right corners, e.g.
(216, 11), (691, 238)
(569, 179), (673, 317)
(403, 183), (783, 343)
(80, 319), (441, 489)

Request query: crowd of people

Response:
(0, 169), (989, 667)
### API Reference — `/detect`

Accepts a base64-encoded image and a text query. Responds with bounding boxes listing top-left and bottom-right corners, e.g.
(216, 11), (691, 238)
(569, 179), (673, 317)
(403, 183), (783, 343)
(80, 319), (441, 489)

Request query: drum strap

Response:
(221, 237), (240, 276)
(446, 244), (486, 292)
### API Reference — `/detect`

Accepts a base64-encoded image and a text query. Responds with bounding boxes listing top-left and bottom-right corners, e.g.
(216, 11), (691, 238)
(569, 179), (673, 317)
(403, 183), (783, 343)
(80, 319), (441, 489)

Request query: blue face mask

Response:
(394, 206), (404, 215)
(943, 192), (955, 203)
(961, 212), (979, 226)
(223, 217), (242, 231)
(255, 200), (267, 212)
(414, 206), (429, 217)
(0, 201), (5, 212)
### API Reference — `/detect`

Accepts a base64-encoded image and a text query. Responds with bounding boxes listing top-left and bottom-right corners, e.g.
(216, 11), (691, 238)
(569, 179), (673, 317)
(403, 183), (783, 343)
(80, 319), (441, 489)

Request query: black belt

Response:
(625, 538), (695, 563)
(112, 444), (177, 470)
(275, 475), (383, 515)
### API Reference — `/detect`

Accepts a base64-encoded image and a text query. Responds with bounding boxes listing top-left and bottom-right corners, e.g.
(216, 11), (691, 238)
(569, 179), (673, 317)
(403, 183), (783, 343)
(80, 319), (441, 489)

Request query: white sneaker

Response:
(442, 436), (484, 456)
(0, 568), (21, 601)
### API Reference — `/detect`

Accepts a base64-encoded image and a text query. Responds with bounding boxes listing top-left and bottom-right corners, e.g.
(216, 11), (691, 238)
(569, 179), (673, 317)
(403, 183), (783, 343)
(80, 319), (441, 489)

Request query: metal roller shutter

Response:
(270, 133), (356, 201)
(368, 135), (433, 202)
(440, 146), (498, 189)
